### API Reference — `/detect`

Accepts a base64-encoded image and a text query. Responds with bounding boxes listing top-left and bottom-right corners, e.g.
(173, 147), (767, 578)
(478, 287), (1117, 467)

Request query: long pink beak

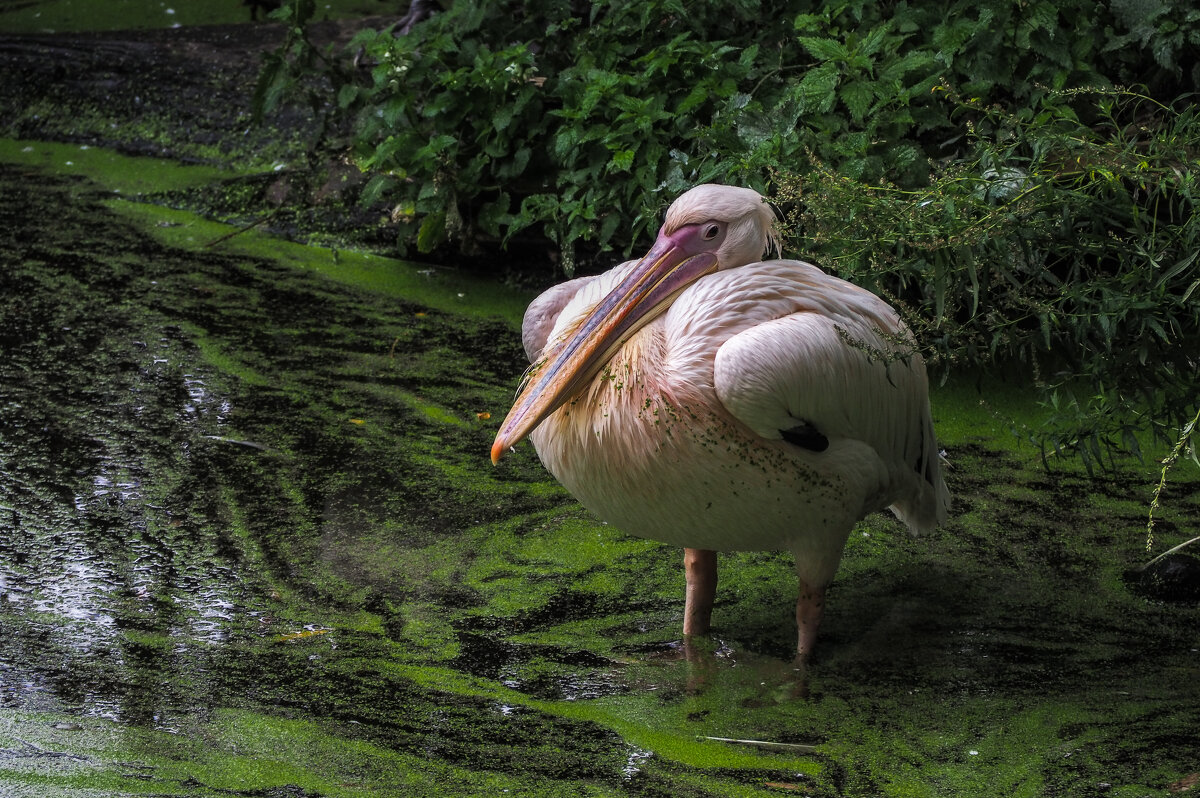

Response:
(491, 230), (719, 463)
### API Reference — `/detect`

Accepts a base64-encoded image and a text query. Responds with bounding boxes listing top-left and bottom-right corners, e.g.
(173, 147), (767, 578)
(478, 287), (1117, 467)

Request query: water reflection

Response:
(0, 326), (265, 724)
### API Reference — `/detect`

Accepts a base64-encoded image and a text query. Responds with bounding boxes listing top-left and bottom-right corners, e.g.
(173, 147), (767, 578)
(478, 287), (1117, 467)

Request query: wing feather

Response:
(521, 275), (595, 362)
(521, 261), (641, 362)
(698, 262), (948, 531)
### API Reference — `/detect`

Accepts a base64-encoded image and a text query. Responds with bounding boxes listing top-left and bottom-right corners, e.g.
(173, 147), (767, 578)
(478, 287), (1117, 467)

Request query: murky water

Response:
(1, 168), (265, 732)
(2, 161), (1199, 796)
(0, 162), (715, 794)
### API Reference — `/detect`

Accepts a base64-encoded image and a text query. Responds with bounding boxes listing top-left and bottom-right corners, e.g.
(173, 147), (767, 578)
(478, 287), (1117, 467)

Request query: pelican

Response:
(492, 184), (949, 662)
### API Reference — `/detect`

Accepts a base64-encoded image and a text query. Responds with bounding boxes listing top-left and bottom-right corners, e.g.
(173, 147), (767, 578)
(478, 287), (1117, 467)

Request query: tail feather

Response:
(892, 447), (950, 535)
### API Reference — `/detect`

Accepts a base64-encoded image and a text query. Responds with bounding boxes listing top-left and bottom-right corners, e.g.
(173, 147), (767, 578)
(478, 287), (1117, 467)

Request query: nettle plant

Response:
(258, 0), (1197, 265)
(258, 0), (964, 268)
(780, 87), (1199, 471)
(334, 0), (816, 272)
(257, 0), (1198, 470)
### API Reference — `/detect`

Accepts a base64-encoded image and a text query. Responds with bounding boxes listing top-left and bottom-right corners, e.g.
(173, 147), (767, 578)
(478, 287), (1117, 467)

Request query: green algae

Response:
(0, 707), (627, 798)
(0, 139), (234, 196)
(108, 199), (531, 325)
(2, 146), (1199, 798)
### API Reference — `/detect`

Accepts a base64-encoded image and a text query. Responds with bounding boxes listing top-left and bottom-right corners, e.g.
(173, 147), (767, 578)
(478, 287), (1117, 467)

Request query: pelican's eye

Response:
(702, 223), (721, 240)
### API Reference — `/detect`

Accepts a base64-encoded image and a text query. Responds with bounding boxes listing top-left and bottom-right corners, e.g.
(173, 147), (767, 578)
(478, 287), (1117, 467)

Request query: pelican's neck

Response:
(586, 321), (669, 407)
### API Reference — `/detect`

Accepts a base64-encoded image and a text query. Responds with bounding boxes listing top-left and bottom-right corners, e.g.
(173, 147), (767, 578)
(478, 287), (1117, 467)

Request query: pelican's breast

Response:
(528, 309), (877, 556)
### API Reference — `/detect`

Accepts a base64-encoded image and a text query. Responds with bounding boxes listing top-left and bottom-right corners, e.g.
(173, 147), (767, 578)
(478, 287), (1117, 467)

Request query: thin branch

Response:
(204, 210), (280, 248)
(1146, 403), (1200, 550)
(697, 736), (818, 753)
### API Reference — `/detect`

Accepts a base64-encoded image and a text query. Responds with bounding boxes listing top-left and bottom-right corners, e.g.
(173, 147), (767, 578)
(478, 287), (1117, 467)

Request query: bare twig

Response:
(697, 736), (818, 753)
(204, 210), (280, 248)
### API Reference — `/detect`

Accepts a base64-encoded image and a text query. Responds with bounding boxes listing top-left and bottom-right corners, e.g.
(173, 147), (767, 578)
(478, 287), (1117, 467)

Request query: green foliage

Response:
(254, 0), (1200, 460)
(332, 0), (813, 270)
(256, 0), (1198, 267)
(780, 86), (1200, 468)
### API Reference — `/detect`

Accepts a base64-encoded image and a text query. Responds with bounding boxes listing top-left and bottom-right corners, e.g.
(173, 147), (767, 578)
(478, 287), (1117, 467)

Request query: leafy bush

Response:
(258, 0), (1198, 263)
(780, 86), (1199, 468)
(256, 0), (1199, 461)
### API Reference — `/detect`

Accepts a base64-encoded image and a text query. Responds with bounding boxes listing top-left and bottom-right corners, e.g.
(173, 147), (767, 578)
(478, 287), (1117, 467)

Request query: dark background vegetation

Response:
(258, 0), (1199, 472)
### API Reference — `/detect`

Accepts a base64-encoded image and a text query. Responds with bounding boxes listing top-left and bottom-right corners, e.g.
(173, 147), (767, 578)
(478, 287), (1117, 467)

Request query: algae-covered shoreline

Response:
(1, 11), (1198, 798)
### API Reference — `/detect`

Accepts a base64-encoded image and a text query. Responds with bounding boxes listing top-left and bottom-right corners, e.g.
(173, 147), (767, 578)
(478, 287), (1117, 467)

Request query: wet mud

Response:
(1, 18), (1200, 798)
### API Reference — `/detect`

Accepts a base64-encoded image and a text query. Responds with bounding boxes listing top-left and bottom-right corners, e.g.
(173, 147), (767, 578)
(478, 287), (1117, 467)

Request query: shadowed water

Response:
(0, 164), (655, 794)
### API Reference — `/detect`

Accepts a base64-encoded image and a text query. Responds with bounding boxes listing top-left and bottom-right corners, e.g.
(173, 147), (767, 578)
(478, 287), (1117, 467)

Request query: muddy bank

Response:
(0, 18), (413, 254)
(0, 24), (298, 162)
(0, 160), (640, 794)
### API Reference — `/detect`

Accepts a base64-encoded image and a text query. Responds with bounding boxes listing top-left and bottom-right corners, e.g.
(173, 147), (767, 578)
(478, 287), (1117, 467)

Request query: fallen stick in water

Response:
(696, 736), (817, 753)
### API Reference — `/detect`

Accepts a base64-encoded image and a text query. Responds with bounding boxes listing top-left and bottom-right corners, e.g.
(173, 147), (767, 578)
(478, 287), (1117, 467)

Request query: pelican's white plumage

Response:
(495, 184), (949, 661)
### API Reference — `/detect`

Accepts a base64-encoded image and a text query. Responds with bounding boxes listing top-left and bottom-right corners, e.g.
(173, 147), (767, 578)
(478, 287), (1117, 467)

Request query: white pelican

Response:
(492, 184), (949, 662)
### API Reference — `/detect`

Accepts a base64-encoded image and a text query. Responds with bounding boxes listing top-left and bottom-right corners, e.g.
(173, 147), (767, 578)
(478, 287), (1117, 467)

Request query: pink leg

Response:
(682, 548), (717, 637)
(794, 578), (826, 663)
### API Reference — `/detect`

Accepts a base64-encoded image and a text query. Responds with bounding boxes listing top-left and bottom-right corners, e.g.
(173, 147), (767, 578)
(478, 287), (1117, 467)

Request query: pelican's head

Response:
(658, 184), (780, 270)
(491, 184), (779, 463)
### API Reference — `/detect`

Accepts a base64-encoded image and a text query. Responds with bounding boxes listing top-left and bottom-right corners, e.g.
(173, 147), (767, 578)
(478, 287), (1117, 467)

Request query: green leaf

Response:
(416, 212), (446, 253)
(610, 149), (636, 172)
(337, 82), (360, 109)
(417, 134), (458, 159)
(858, 21), (894, 58)
(360, 173), (397, 207)
(495, 146), (530, 179)
(796, 62), (840, 114)
(381, 97), (408, 127)
(675, 84), (710, 115)
(798, 36), (849, 62)
(598, 211), (621, 247)
(877, 50), (937, 84)
(553, 127), (580, 160)
(770, 88), (805, 133)
(793, 13), (823, 33)
(839, 80), (875, 123)
(493, 103), (515, 132)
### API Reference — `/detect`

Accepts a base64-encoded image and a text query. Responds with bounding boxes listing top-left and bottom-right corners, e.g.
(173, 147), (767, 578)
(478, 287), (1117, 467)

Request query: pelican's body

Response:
(494, 185), (949, 661)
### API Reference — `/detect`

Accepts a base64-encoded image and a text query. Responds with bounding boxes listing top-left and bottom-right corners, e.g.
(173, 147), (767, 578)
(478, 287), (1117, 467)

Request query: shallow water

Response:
(1, 160), (1199, 797)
